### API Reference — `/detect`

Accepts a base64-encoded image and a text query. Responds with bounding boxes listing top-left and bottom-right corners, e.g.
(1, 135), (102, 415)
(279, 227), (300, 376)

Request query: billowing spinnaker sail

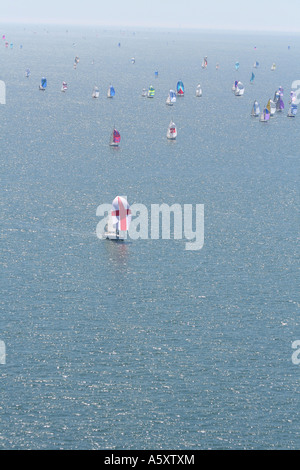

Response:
(177, 81), (184, 95)
(113, 129), (121, 143)
(111, 196), (131, 232)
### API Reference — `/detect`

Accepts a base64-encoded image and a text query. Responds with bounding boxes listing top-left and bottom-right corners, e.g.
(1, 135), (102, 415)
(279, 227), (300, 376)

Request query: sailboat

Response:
(74, 56), (79, 69)
(250, 72), (255, 84)
(289, 91), (296, 104)
(176, 81), (184, 96)
(267, 99), (276, 116)
(92, 86), (100, 98)
(196, 84), (202, 97)
(107, 85), (115, 98)
(235, 81), (245, 96)
(166, 95), (173, 106)
(169, 90), (176, 103)
(141, 88), (147, 97)
(251, 100), (260, 117)
(232, 80), (238, 92)
(39, 77), (47, 90)
(253, 61), (259, 68)
(202, 57), (208, 69)
(235, 61), (240, 71)
(25, 68), (30, 78)
(109, 128), (121, 147)
(271, 63), (276, 71)
(167, 120), (177, 140)
(104, 196), (131, 241)
(287, 103), (298, 117)
(260, 107), (270, 122)
(276, 96), (284, 112)
(216, 63), (220, 70)
(131, 57), (135, 64)
(147, 85), (155, 98)
(61, 81), (67, 92)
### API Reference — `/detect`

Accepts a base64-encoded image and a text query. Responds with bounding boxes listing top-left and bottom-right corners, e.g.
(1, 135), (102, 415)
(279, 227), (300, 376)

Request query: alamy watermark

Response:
(291, 340), (300, 366)
(0, 341), (6, 365)
(0, 80), (6, 105)
(96, 201), (204, 251)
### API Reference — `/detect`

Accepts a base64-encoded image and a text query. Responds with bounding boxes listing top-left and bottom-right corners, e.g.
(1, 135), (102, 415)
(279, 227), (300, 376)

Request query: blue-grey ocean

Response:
(0, 25), (299, 450)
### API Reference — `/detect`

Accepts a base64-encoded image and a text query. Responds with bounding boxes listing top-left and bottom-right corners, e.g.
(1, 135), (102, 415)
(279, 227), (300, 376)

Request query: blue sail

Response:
(41, 77), (47, 88)
(109, 86), (115, 97)
(250, 72), (255, 83)
(235, 61), (240, 70)
(290, 104), (297, 115)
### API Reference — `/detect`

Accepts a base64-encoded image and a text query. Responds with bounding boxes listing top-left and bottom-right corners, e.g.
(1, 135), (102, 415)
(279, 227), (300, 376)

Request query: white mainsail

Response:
(196, 84), (202, 97)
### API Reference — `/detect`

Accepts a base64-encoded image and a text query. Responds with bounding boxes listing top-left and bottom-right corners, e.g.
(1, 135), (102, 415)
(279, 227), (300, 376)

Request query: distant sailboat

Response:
(196, 84), (202, 97)
(141, 88), (147, 97)
(166, 90), (176, 105)
(289, 91), (296, 104)
(25, 68), (30, 78)
(176, 81), (184, 96)
(131, 57), (135, 64)
(169, 89), (176, 104)
(61, 81), (67, 92)
(92, 86), (99, 98)
(167, 120), (177, 140)
(39, 77), (47, 90)
(235, 81), (245, 96)
(274, 90), (280, 103)
(216, 63), (219, 70)
(109, 128), (121, 147)
(104, 196), (131, 241)
(235, 61), (240, 71)
(253, 61), (259, 68)
(250, 72), (255, 84)
(107, 85), (115, 98)
(202, 56), (208, 69)
(276, 96), (284, 112)
(232, 80), (238, 92)
(260, 107), (270, 122)
(147, 85), (155, 98)
(267, 99), (276, 116)
(271, 63), (276, 71)
(74, 56), (79, 69)
(166, 95), (172, 106)
(251, 100), (260, 117)
(287, 103), (298, 117)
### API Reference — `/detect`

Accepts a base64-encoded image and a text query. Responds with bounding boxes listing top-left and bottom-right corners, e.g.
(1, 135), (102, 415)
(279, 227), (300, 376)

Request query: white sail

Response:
(235, 81), (245, 96)
(61, 81), (67, 92)
(166, 95), (173, 106)
(92, 86), (99, 98)
(167, 120), (177, 140)
(196, 84), (202, 97)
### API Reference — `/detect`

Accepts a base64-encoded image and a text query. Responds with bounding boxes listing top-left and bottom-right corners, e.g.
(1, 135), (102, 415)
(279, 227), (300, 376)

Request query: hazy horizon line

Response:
(0, 19), (300, 35)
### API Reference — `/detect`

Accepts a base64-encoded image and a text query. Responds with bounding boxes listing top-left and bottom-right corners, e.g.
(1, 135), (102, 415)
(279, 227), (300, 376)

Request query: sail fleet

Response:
(9, 44), (297, 152)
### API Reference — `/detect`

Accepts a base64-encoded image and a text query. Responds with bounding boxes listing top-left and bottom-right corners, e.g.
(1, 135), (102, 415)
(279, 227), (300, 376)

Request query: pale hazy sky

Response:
(1, 0), (300, 32)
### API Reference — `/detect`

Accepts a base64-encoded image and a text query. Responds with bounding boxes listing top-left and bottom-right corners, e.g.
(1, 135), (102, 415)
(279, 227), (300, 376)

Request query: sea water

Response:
(0, 25), (299, 449)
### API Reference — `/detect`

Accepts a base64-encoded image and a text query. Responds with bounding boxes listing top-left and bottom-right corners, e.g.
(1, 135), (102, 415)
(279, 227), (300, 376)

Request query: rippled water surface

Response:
(0, 26), (299, 449)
